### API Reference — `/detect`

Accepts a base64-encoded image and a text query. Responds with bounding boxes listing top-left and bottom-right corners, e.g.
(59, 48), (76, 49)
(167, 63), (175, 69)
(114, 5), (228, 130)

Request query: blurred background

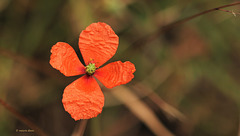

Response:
(1, 0), (240, 136)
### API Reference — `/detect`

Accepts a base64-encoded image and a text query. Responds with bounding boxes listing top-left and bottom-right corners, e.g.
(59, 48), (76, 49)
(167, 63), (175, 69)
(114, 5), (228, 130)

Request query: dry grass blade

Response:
(133, 64), (186, 121)
(111, 86), (174, 136)
(133, 83), (186, 122)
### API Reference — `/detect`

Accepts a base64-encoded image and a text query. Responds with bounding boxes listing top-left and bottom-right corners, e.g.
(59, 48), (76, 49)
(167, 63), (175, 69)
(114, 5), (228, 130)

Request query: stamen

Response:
(86, 63), (96, 75)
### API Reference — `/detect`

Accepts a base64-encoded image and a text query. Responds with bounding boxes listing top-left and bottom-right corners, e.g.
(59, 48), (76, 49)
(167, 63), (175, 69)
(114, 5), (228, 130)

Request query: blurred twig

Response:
(217, 9), (240, 16)
(0, 98), (48, 136)
(104, 64), (186, 122)
(111, 86), (174, 136)
(130, 1), (240, 50)
(161, 1), (240, 31)
(137, 64), (186, 121)
(0, 47), (67, 83)
(0, 47), (53, 76)
(132, 83), (186, 122)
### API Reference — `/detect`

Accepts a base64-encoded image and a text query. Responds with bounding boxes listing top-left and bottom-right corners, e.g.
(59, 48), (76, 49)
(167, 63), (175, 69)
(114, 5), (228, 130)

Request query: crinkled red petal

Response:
(50, 42), (85, 76)
(79, 22), (119, 67)
(94, 61), (136, 88)
(62, 75), (104, 120)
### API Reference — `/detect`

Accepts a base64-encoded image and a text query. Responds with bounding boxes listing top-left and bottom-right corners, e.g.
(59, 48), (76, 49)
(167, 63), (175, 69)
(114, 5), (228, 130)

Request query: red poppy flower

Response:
(50, 22), (136, 120)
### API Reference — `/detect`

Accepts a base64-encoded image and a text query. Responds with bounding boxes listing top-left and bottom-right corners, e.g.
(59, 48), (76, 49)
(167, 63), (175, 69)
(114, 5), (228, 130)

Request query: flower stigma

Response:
(86, 63), (96, 75)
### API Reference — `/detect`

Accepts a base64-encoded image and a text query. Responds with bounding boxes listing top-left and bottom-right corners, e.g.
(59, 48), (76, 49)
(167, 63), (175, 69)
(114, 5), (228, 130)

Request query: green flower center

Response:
(86, 63), (96, 75)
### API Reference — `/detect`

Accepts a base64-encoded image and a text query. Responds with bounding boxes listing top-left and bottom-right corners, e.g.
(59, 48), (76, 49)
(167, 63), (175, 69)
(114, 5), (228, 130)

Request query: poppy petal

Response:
(62, 75), (104, 120)
(79, 22), (119, 67)
(50, 42), (85, 76)
(95, 61), (136, 88)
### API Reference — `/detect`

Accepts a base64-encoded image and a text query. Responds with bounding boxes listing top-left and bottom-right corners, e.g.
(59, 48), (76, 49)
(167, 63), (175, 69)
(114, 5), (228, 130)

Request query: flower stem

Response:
(0, 98), (48, 136)
(71, 119), (88, 136)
